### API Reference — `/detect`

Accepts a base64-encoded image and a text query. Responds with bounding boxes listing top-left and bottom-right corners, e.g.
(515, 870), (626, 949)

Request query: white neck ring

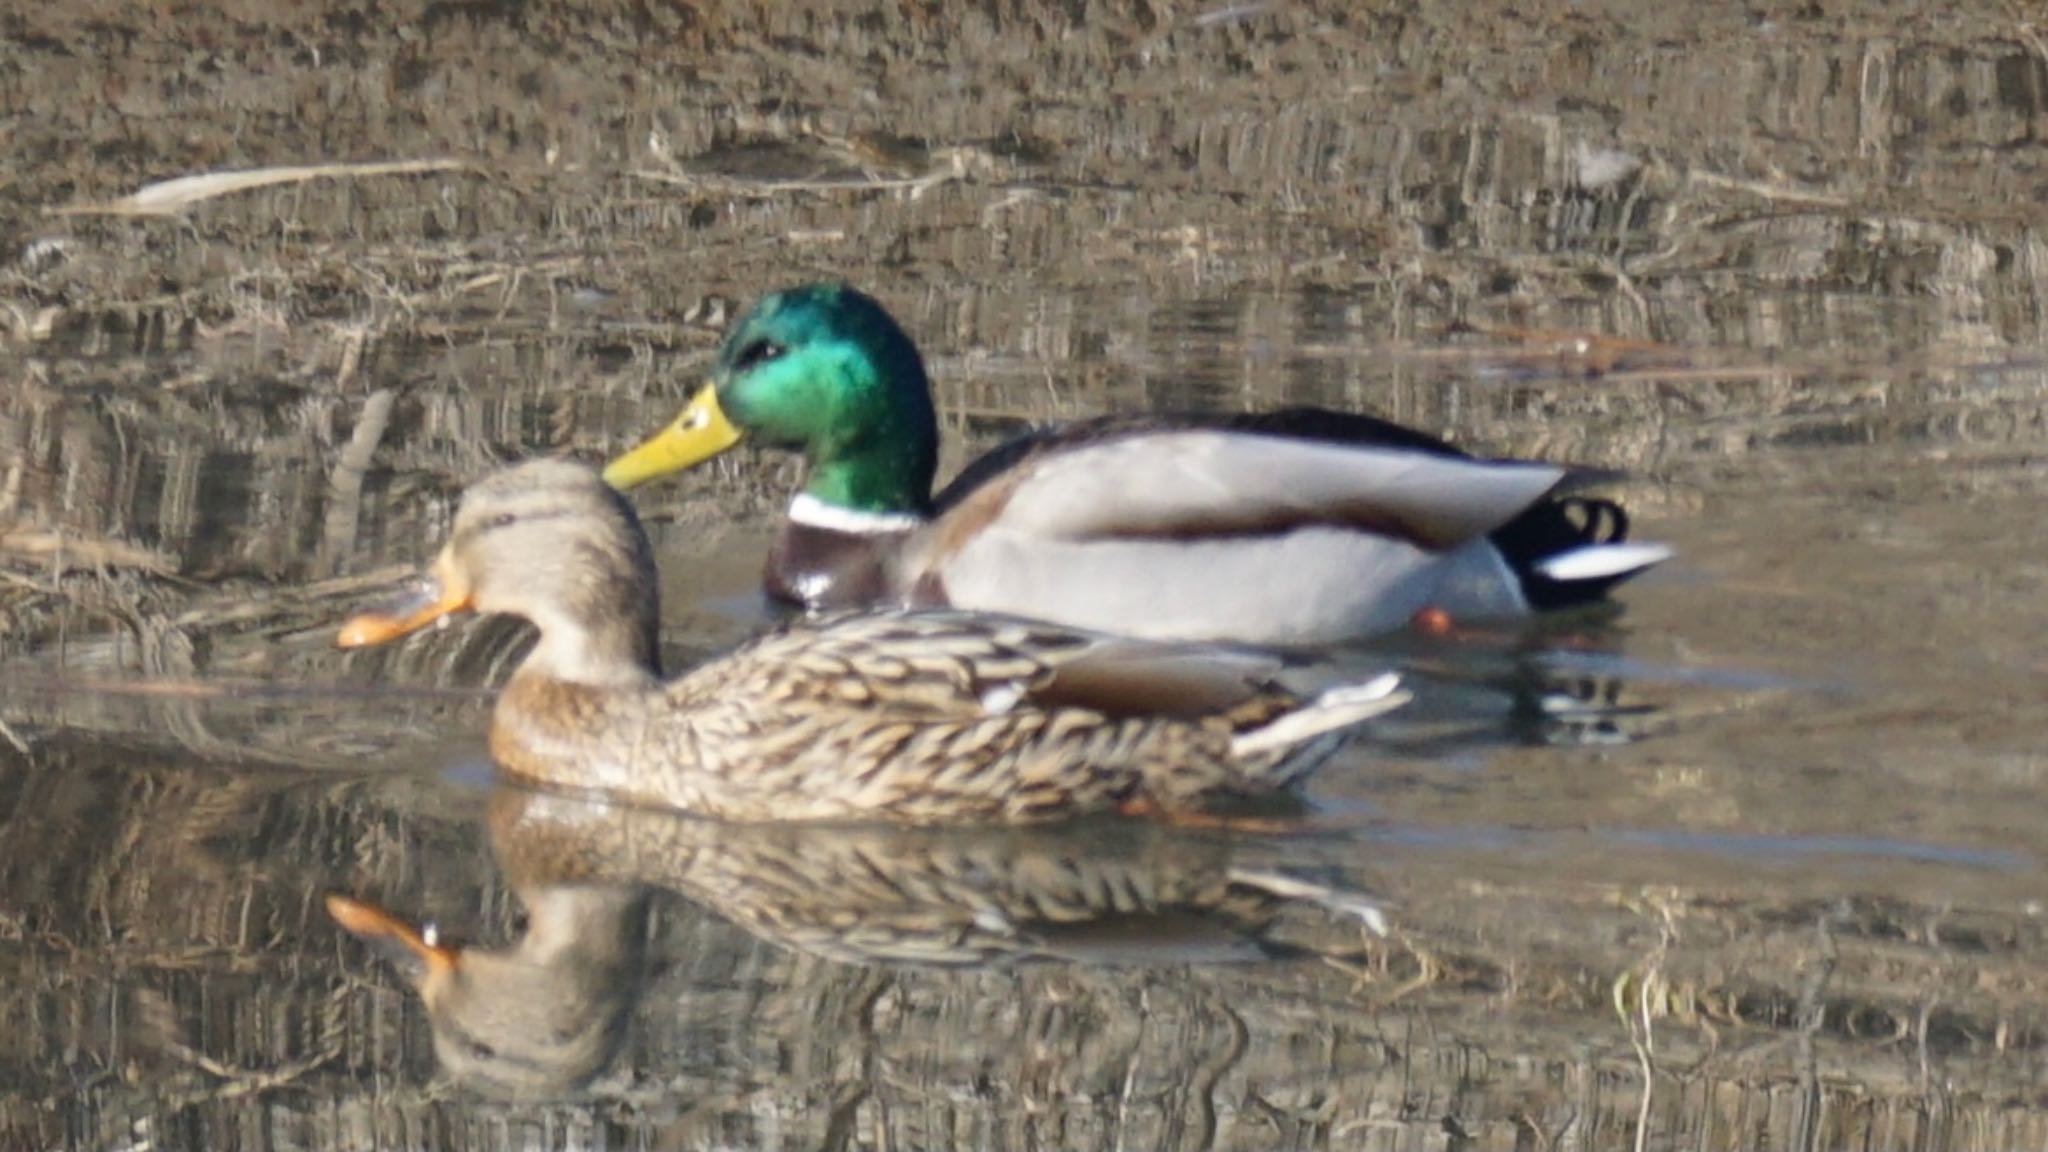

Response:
(788, 492), (926, 535)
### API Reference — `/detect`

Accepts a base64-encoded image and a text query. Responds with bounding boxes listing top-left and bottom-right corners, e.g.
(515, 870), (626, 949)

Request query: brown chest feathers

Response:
(490, 675), (652, 797)
(763, 520), (909, 609)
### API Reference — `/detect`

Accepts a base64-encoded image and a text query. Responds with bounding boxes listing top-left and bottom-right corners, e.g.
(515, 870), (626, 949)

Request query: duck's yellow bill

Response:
(336, 576), (475, 648)
(326, 893), (458, 980)
(602, 383), (743, 490)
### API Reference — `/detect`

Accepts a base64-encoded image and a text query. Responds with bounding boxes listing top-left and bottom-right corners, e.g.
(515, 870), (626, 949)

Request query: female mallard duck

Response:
(337, 459), (1407, 823)
(602, 283), (1671, 646)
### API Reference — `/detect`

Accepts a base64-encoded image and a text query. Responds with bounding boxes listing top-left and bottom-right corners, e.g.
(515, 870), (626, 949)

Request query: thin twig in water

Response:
(630, 162), (962, 200)
(2011, 3), (2048, 71)
(0, 717), (28, 757)
(1629, 971), (1656, 1152)
(1193, 2), (1275, 27)
(160, 1043), (342, 1105)
(1617, 904), (1677, 1152)
(316, 389), (397, 578)
(1685, 170), (1851, 209)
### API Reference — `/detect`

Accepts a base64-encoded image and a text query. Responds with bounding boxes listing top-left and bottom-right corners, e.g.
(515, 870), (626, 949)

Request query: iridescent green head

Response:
(604, 284), (940, 516)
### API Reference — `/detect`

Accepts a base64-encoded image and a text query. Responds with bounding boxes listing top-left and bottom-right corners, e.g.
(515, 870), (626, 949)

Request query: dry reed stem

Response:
(51, 159), (469, 217)
(629, 162), (963, 200)
(0, 529), (176, 574)
(2012, 3), (2048, 71)
(1685, 169), (1852, 209)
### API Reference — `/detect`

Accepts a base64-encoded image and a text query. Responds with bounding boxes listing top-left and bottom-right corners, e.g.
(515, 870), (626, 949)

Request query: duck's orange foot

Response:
(1116, 793), (1163, 819)
(1410, 605), (1455, 636)
(1115, 793), (1309, 834)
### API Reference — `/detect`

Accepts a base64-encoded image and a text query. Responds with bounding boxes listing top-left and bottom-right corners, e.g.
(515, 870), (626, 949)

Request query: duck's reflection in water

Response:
(329, 783), (1387, 1098)
(1350, 608), (1714, 756)
(326, 845), (649, 1096)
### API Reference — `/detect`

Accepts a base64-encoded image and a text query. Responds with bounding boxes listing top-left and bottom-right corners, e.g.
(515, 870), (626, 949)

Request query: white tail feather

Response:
(1230, 672), (1408, 759)
(1226, 868), (1390, 935)
(1536, 541), (1673, 583)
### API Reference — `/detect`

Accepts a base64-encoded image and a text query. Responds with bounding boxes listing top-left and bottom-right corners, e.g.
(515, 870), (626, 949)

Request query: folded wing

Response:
(941, 431), (1569, 554)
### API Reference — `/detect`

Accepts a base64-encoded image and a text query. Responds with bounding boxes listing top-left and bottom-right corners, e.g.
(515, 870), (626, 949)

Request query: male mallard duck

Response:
(602, 283), (1671, 646)
(337, 459), (1407, 823)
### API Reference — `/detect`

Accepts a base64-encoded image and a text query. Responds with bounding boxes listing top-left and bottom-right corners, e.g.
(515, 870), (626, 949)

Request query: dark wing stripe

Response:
(931, 406), (1473, 514)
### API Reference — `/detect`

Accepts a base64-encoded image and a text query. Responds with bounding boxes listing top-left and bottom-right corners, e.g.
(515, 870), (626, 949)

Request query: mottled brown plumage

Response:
(339, 459), (1409, 823)
(325, 783), (1388, 1098)
(479, 784), (1388, 968)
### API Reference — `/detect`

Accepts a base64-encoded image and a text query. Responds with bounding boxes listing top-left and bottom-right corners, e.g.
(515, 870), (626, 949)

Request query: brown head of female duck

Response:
(339, 459), (1410, 823)
(340, 460), (664, 796)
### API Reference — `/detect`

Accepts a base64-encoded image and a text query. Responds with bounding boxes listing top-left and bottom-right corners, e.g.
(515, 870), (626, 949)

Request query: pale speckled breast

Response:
(490, 675), (652, 797)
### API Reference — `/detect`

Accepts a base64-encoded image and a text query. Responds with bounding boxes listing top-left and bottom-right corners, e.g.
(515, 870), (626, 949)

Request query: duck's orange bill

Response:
(326, 893), (458, 979)
(336, 578), (475, 648)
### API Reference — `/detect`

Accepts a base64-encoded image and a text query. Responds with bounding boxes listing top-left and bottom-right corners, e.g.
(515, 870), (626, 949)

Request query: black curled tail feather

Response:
(1490, 496), (1635, 610)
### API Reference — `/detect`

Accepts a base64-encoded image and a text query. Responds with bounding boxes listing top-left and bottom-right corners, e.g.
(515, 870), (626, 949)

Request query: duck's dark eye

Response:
(479, 512), (518, 533)
(731, 340), (786, 372)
